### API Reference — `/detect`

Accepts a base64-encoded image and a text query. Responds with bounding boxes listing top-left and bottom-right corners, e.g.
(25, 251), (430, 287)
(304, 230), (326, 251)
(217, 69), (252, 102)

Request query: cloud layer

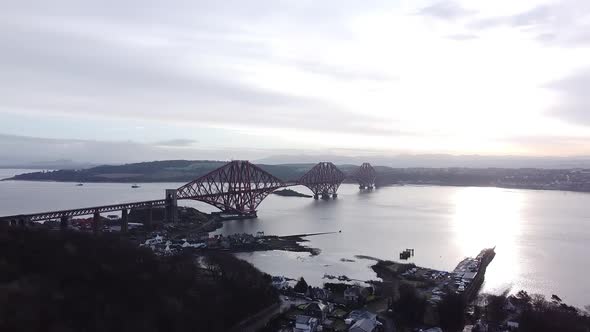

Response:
(1, 0), (590, 159)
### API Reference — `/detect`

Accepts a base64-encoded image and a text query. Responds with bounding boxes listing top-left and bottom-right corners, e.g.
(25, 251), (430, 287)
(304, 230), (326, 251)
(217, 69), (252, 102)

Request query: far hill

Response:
(4, 160), (327, 183)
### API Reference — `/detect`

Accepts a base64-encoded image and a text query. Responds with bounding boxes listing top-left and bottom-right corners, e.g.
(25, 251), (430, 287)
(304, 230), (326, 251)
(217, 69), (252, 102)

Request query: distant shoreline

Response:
(4, 177), (590, 195)
(4, 161), (590, 194)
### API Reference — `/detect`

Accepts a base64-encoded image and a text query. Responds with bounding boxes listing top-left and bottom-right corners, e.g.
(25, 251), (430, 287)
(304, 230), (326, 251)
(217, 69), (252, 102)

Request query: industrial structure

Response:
(0, 161), (375, 231)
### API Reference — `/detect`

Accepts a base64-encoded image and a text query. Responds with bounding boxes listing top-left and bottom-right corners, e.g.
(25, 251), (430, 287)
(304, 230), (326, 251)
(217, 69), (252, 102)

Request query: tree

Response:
(515, 290), (532, 305)
(394, 283), (426, 325)
(0, 229), (279, 332)
(486, 293), (508, 323)
(551, 294), (562, 304)
(439, 292), (466, 332)
(518, 293), (590, 332)
(294, 277), (308, 294)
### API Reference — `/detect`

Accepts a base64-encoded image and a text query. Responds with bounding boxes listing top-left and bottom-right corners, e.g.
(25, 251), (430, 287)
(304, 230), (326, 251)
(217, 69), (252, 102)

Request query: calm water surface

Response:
(0, 170), (588, 308)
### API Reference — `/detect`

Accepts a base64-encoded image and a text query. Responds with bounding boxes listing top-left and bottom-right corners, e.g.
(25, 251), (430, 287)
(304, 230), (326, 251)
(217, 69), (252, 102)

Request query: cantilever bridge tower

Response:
(353, 162), (376, 189)
(176, 160), (285, 217)
(298, 162), (345, 199)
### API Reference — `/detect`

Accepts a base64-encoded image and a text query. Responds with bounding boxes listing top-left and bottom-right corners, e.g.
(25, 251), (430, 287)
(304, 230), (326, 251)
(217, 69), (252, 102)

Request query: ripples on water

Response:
(0, 171), (588, 308)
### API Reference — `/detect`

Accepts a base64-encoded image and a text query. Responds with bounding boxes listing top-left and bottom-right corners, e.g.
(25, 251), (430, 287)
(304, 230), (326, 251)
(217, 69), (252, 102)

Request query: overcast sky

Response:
(1, 0), (589, 163)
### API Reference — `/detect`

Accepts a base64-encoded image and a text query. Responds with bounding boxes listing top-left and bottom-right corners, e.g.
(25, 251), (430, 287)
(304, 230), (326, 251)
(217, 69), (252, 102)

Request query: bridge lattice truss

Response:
(0, 160), (356, 222)
(0, 200), (166, 223)
(176, 160), (285, 214)
(297, 162), (345, 196)
(353, 163), (376, 188)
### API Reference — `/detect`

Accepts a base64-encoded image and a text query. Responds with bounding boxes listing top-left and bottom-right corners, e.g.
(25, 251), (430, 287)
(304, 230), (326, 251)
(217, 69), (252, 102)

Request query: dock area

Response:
(371, 247), (496, 303)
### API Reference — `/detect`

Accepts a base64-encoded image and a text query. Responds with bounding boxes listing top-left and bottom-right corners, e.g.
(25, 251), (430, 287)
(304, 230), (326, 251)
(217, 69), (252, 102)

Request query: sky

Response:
(1, 0), (590, 163)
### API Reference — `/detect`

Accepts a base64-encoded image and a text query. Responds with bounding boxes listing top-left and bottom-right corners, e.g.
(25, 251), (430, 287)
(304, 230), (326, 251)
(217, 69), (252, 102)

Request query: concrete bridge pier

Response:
(60, 216), (70, 230)
(93, 211), (102, 234)
(332, 193), (338, 199)
(121, 209), (128, 233)
(313, 194), (319, 200)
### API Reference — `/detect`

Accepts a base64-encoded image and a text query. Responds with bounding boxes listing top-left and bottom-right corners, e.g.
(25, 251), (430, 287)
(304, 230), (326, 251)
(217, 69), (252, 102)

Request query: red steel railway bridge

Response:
(0, 161), (376, 231)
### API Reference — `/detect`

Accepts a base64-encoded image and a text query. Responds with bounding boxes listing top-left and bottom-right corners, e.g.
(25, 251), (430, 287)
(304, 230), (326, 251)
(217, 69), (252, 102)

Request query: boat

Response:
(131, 184), (140, 188)
(76, 183), (84, 186)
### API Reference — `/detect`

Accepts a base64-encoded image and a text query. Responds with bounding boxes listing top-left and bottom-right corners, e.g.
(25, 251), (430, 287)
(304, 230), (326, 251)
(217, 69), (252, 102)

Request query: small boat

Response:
(131, 184), (140, 188)
(76, 183), (84, 186)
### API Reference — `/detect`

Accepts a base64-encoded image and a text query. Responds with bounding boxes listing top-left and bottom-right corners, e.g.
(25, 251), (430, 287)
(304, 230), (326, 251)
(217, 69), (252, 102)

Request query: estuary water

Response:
(0, 169), (588, 308)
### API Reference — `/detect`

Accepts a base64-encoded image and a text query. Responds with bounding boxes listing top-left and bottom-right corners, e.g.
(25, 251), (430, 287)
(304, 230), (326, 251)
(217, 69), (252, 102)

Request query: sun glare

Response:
(452, 187), (524, 290)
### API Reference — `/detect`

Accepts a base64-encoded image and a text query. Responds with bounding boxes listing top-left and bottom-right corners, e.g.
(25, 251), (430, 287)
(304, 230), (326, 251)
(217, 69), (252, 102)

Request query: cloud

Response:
(447, 33), (478, 41)
(0, 1), (394, 137)
(291, 60), (396, 82)
(545, 69), (590, 125)
(0, 134), (273, 164)
(417, 1), (476, 20)
(155, 139), (198, 147)
(469, 1), (590, 46)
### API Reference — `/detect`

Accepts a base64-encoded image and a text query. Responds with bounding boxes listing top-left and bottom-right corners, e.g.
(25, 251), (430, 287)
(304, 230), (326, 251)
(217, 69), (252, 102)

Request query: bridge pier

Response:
(332, 193), (338, 199)
(321, 193), (330, 200)
(165, 189), (178, 223)
(313, 194), (319, 200)
(60, 216), (70, 230)
(121, 209), (128, 233)
(143, 205), (153, 230)
(93, 211), (102, 234)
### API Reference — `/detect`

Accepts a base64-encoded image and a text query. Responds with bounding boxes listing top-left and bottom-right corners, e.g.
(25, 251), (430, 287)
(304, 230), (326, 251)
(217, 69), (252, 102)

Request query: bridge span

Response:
(0, 160), (376, 230)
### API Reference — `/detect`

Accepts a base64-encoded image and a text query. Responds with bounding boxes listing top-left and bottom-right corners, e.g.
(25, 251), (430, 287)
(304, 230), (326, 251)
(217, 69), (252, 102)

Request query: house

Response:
(349, 318), (379, 332)
(294, 315), (318, 332)
(347, 310), (377, 324)
(303, 302), (329, 322)
(506, 321), (519, 331)
(308, 287), (331, 301)
(472, 320), (488, 332)
(345, 286), (368, 306)
(271, 276), (289, 290)
(346, 310), (380, 332)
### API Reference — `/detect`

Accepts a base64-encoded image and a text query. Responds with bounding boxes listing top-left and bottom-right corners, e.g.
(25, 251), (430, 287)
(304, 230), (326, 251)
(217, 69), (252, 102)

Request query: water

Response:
(0, 171), (588, 308)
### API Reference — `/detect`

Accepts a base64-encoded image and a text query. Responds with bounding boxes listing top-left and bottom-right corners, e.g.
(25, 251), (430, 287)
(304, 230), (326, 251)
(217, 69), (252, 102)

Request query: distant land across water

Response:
(3, 160), (590, 193)
(3, 154), (590, 170)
